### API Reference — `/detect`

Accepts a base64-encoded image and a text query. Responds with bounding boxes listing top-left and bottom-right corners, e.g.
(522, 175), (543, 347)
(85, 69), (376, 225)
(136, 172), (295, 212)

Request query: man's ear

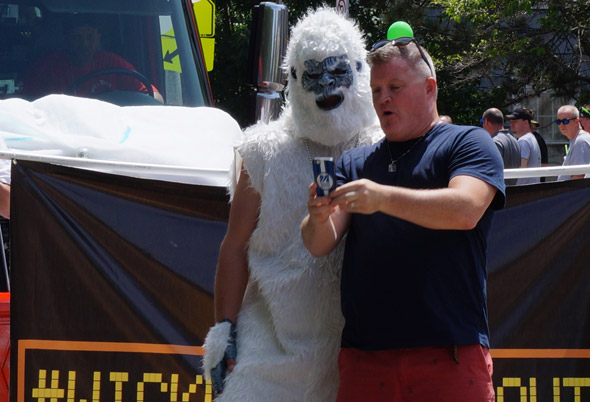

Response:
(425, 77), (437, 96)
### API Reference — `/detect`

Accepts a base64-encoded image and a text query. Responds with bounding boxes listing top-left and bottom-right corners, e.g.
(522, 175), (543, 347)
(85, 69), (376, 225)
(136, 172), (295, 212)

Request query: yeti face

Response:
(301, 55), (353, 111)
(282, 7), (377, 146)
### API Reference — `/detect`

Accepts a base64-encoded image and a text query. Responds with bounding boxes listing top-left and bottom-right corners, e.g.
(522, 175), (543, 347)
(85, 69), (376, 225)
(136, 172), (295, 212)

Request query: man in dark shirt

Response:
(481, 107), (520, 185)
(524, 108), (549, 181)
(302, 36), (505, 402)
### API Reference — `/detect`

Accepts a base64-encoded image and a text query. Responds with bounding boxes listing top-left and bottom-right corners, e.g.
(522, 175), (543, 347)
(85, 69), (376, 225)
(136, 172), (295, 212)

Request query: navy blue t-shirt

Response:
(336, 123), (505, 350)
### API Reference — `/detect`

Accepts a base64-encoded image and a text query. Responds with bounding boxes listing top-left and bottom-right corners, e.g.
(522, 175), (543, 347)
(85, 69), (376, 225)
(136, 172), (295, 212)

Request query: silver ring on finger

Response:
(351, 202), (355, 209)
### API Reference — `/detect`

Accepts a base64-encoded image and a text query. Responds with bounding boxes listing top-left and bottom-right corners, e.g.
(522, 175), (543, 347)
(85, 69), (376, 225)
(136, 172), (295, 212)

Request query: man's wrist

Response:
(218, 318), (235, 325)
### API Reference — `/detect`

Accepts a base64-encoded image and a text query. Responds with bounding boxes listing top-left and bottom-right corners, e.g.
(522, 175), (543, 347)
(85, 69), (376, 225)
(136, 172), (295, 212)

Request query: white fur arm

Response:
(202, 320), (234, 381)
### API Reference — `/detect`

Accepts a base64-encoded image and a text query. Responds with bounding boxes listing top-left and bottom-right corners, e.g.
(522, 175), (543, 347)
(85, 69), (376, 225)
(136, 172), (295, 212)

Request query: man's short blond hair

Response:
(558, 104), (579, 118)
(367, 41), (435, 80)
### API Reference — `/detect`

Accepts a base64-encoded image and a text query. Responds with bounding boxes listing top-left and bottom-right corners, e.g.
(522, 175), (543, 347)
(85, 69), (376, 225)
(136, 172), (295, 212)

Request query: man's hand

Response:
(329, 178), (384, 215)
(301, 183), (351, 258)
(306, 182), (337, 224)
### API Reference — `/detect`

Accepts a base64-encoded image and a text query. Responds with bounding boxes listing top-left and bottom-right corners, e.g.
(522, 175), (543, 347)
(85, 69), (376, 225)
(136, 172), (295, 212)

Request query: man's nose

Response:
(374, 91), (391, 105)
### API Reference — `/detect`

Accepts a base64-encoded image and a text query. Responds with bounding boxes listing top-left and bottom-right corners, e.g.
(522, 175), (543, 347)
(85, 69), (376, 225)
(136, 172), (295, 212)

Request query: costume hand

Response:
(307, 182), (337, 223)
(330, 179), (383, 214)
(203, 320), (237, 398)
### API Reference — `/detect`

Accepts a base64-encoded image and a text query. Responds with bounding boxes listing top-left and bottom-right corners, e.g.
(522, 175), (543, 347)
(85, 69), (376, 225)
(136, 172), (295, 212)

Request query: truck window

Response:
(0, 0), (212, 107)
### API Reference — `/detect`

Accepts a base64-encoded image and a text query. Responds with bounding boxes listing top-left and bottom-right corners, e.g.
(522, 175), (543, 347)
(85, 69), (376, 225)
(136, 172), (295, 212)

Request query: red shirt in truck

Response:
(22, 49), (151, 98)
(21, 21), (158, 100)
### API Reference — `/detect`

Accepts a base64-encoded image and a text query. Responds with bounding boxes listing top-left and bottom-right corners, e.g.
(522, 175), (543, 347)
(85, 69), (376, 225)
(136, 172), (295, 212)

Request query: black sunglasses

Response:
(580, 107), (590, 118)
(554, 118), (573, 126)
(371, 36), (434, 77)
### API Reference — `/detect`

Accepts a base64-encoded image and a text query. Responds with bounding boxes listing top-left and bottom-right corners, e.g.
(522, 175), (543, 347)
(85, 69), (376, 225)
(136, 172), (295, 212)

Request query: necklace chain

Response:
(304, 133), (360, 164)
(386, 135), (426, 173)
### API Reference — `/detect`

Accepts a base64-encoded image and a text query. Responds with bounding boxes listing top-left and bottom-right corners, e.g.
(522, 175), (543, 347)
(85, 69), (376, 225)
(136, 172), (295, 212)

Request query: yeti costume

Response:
(203, 8), (382, 401)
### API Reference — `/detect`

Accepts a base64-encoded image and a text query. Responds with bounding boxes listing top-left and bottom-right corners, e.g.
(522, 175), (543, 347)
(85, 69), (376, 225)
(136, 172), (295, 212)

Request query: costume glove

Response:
(203, 319), (237, 398)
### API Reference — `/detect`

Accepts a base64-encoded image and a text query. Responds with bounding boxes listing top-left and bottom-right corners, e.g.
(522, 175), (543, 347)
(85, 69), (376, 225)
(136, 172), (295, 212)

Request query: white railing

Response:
(504, 165), (590, 179)
(1, 150), (590, 184)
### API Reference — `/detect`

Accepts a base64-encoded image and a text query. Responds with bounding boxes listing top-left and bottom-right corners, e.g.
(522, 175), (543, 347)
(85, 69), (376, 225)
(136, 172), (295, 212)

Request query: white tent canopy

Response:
(0, 95), (242, 186)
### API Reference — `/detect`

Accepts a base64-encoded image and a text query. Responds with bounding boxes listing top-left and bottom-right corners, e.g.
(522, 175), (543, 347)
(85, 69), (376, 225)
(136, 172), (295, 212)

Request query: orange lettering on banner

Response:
(30, 370), (210, 402)
(19, 340), (212, 402)
(496, 377), (590, 402)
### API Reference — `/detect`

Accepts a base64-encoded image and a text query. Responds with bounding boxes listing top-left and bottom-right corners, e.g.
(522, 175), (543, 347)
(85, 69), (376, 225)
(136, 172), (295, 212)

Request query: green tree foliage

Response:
(208, 0), (325, 128)
(206, 0), (257, 128)
(209, 0), (590, 127)
(431, 0), (590, 121)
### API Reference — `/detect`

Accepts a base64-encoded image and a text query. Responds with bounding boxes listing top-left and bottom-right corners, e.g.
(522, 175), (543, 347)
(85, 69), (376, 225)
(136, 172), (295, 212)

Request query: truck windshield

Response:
(0, 0), (212, 107)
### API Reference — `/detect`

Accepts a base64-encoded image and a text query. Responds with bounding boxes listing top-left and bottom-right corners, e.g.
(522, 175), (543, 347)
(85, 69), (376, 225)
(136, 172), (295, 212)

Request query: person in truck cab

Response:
(21, 16), (162, 102)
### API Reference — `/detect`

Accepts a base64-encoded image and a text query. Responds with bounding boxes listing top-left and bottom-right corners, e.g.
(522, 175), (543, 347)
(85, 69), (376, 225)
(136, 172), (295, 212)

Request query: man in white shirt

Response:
(506, 108), (541, 185)
(555, 105), (590, 181)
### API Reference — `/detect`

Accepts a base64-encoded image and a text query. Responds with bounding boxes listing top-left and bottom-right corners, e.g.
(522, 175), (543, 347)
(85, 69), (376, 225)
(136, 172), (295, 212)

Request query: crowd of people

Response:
(478, 104), (590, 185)
(401, 102), (590, 187)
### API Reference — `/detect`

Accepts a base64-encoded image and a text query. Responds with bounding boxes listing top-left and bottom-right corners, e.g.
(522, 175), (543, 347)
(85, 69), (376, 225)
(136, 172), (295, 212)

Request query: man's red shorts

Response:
(335, 344), (494, 402)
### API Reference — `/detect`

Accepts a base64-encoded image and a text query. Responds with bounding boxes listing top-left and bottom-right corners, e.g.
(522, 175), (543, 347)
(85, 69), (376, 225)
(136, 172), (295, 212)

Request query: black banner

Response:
(488, 179), (590, 401)
(10, 160), (229, 402)
(9, 161), (590, 402)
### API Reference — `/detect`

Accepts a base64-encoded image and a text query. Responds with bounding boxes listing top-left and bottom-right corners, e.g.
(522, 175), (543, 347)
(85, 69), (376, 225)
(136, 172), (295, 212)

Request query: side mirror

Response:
(247, 2), (288, 124)
(192, 0), (215, 72)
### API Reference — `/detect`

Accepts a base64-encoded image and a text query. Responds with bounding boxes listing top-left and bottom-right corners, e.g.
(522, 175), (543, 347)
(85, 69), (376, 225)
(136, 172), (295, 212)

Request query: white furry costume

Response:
(203, 8), (382, 401)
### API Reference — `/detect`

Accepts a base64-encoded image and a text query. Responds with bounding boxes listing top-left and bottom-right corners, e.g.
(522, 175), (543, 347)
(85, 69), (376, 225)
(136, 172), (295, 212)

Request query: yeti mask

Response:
(300, 55), (360, 111)
(283, 7), (376, 146)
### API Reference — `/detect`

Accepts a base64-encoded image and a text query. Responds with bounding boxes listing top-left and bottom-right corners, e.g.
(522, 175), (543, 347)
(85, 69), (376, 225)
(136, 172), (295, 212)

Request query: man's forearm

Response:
(214, 241), (249, 323)
(376, 176), (496, 230)
(0, 183), (9, 219)
(301, 214), (338, 258)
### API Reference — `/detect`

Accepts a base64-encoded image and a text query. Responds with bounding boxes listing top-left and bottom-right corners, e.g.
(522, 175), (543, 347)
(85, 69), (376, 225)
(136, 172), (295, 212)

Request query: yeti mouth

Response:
(316, 93), (344, 110)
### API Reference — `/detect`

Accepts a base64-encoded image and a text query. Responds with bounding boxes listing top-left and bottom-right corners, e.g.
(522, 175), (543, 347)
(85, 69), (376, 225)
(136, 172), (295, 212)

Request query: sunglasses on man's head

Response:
(580, 107), (590, 118)
(554, 118), (573, 126)
(371, 36), (434, 77)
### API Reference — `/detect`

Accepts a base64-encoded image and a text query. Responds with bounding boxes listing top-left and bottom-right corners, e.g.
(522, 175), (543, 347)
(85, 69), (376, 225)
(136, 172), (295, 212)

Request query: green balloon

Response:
(387, 21), (413, 40)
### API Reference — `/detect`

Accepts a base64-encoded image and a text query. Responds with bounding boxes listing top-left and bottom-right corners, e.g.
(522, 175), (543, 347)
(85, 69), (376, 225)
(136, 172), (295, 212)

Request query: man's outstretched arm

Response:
(329, 175), (497, 230)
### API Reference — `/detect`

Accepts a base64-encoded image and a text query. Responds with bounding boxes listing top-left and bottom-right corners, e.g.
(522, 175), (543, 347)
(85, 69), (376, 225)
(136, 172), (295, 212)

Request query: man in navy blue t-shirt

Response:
(301, 37), (505, 402)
